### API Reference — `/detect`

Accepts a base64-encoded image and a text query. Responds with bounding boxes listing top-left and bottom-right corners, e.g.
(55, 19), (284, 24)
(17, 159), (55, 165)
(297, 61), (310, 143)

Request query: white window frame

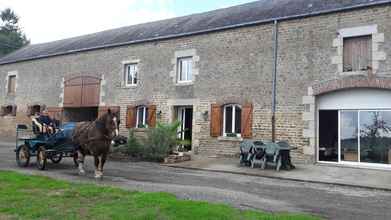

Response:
(177, 57), (193, 83)
(318, 109), (391, 169)
(136, 106), (148, 128)
(125, 63), (138, 87)
(223, 104), (241, 137)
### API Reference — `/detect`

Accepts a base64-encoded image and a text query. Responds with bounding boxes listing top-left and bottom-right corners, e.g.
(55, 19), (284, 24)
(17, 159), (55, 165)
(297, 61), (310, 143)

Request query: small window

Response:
(343, 36), (372, 72)
(125, 64), (138, 86)
(7, 75), (16, 94)
(136, 106), (148, 128)
(223, 104), (241, 137)
(1, 105), (16, 117)
(177, 57), (193, 83)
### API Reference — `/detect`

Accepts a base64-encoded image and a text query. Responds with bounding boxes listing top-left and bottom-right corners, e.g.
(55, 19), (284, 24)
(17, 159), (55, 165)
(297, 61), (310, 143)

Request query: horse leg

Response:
(77, 150), (86, 175)
(94, 155), (101, 179)
(98, 154), (107, 178)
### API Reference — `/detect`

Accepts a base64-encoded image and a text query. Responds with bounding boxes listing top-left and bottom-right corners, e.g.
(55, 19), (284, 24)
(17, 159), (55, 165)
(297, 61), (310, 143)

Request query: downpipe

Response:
(271, 20), (278, 143)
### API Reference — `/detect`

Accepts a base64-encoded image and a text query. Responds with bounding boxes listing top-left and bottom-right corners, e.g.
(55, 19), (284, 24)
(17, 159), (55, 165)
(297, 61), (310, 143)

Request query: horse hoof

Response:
(94, 175), (103, 180)
(79, 170), (86, 176)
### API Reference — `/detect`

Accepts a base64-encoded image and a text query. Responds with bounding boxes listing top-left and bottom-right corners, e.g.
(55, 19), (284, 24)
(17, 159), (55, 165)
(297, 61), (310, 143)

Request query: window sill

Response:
(120, 85), (138, 89)
(217, 136), (243, 142)
(176, 82), (194, 86)
(340, 70), (368, 76)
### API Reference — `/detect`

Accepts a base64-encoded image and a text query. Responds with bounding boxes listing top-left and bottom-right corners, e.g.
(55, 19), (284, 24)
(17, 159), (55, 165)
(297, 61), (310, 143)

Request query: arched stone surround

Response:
(302, 75), (391, 158)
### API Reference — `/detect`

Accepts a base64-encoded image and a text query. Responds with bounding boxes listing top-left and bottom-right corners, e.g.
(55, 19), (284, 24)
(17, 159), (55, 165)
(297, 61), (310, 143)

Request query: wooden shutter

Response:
(11, 105), (17, 116)
(344, 36), (371, 71)
(241, 103), (253, 138)
(343, 38), (353, 72)
(147, 105), (157, 128)
(210, 104), (222, 137)
(8, 76), (16, 94)
(126, 106), (136, 128)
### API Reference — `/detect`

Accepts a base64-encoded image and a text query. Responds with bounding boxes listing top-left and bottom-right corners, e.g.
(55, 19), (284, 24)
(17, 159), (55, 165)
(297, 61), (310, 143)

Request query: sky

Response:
(0, 0), (255, 44)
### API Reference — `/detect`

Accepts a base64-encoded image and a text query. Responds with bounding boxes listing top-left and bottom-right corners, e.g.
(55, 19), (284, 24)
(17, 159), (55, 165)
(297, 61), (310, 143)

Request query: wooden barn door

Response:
(63, 76), (101, 107)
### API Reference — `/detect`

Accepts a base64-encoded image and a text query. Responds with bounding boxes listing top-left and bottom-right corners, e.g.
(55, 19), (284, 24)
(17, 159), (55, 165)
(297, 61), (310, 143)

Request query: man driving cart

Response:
(32, 110), (56, 134)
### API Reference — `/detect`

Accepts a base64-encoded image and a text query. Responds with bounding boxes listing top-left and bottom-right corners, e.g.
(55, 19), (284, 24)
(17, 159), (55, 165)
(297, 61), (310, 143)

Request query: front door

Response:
(177, 107), (193, 152)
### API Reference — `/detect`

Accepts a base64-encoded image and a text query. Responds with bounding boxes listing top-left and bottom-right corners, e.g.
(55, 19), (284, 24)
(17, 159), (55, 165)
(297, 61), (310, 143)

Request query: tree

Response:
(0, 8), (29, 57)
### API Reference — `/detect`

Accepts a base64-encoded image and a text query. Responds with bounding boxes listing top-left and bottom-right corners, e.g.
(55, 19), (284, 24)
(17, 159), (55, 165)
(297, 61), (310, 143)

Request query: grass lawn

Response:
(0, 171), (320, 220)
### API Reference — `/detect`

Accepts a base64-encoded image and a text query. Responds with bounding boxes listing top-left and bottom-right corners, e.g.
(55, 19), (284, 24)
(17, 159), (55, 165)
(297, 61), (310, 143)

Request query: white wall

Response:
(317, 89), (391, 110)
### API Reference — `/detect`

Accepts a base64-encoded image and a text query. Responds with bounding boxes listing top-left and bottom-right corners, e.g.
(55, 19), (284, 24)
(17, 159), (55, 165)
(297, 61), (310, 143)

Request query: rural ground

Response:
(1, 140), (390, 220)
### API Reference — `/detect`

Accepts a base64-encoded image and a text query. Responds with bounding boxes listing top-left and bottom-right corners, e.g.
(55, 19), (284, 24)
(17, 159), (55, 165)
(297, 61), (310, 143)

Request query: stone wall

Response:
(0, 5), (390, 163)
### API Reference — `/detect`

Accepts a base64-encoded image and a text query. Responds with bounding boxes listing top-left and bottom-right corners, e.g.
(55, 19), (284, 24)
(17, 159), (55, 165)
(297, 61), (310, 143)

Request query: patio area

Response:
(165, 156), (391, 191)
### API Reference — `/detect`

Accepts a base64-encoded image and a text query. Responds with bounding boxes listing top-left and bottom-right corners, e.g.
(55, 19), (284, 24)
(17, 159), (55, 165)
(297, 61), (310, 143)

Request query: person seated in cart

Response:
(32, 110), (56, 135)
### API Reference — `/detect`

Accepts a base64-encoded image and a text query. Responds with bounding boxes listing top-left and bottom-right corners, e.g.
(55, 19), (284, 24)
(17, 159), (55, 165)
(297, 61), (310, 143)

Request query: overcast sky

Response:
(0, 0), (254, 44)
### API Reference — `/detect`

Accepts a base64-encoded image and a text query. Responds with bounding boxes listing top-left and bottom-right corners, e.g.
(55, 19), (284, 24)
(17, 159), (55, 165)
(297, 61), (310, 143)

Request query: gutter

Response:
(1, 0), (391, 65)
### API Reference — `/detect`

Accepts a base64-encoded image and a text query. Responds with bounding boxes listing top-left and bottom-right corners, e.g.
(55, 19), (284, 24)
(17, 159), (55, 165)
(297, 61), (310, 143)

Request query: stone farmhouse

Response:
(1, 0), (391, 167)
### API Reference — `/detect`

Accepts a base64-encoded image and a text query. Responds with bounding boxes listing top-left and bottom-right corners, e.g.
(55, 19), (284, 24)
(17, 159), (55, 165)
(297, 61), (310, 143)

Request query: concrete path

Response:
(1, 142), (391, 220)
(166, 156), (391, 191)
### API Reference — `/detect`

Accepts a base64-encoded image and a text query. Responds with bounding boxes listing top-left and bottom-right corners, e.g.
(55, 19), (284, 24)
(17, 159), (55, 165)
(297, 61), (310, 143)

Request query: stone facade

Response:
(0, 5), (390, 164)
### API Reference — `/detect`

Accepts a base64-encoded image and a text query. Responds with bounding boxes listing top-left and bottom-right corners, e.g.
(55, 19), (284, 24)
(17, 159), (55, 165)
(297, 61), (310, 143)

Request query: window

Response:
(177, 57), (193, 83)
(223, 104), (241, 137)
(0, 105), (16, 117)
(7, 75), (16, 94)
(136, 106), (148, 128)
(125, 64), (138, 86)
(343, 36), (372, 72)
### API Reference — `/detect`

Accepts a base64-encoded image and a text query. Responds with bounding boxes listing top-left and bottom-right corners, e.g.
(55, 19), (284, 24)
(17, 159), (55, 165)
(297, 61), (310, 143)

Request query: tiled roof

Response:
(1, 0), (390, 65)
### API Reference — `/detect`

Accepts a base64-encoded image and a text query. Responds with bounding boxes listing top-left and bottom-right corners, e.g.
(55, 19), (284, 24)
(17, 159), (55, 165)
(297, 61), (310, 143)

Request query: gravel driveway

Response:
(1, 142), (391, 220)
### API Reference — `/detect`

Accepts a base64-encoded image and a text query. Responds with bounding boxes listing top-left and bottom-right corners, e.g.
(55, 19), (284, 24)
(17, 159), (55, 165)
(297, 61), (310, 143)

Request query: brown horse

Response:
(72, 109), (120, 179)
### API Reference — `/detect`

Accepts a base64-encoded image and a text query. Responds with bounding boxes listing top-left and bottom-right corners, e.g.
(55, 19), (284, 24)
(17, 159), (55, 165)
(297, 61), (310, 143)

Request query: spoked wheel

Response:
(73, 152), (79, 167)
(16, 144), (30, 167)
(36, 146), (47, 170)
(50, 153), (63, 164)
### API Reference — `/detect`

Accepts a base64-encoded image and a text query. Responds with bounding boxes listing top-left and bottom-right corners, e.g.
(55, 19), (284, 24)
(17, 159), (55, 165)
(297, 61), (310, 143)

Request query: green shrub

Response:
(142, 121), (182, 162)
(114, 121), (191, 162)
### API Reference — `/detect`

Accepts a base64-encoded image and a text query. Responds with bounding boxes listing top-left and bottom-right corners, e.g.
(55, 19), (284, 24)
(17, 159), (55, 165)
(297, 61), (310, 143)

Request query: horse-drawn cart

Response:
(15, 123), (79, 170)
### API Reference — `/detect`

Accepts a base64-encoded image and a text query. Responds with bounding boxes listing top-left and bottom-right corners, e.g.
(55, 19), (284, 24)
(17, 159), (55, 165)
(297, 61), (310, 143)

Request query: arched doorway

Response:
(317, 88), (391, 168)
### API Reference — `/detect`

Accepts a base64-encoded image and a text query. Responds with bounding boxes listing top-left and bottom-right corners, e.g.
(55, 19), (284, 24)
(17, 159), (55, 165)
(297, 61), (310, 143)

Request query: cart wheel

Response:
(16, 144), (30, 167)
(50, 153), (63, 164)
(276, 156), (282, 172)
(36, 146), (47, 170)
(73, 152), (79, 167)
